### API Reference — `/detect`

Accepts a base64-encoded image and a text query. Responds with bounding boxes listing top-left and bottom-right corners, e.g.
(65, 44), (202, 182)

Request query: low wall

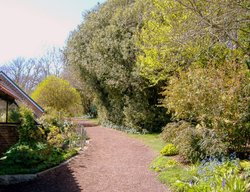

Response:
(0, 124), (19, 155)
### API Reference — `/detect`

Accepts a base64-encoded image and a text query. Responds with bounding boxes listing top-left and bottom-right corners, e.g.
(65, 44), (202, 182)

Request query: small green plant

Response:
(151, 156), (179, 172)
(240, 160), (250, 171)
(160, 143), (178, 156)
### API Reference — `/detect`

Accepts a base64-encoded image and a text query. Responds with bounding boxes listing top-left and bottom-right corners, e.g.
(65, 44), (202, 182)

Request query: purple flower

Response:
(222, 178), (226, 188)
(189, 180), (194, 186)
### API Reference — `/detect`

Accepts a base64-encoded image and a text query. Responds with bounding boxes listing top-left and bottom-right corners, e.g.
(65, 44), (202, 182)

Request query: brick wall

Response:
(0, 124), (19, 155)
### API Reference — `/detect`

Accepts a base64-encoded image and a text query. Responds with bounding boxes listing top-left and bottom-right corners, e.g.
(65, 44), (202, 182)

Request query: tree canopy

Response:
(137, 0), (249, 84)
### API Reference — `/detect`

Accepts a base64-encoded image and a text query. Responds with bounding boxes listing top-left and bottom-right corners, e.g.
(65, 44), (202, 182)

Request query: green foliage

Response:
(240, 160), (250, 171)
(151, 155), (250, 192)
(0, 143), (78, 175)
(32, 76), (82, 116)
(4, 143), (48, 168)
(162, 62), (250, 152)
(136, 0), (249, 160)
(136, 0), (249, 84)
(38, 109), (84, 149)
(160, 143), (178, 156)
(174, 159), (250, 192)
(150, 156), (194, 190)
(151, 156), (179, 172)
(18, 107), (45, 144)
(0, 108), (83, 175)
(46, 126), (64, 147)
(162, 122), (227, 162)
(88, 104), (98, 118)
(65, 0), (169, 132)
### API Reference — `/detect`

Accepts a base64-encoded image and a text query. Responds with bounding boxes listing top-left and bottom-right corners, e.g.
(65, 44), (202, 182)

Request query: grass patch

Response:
(151, 156), (180, 172)
(158, 166), (193, 187)
(74, 116), (100, 125)
(128, 133), (165, 152)
(150, 155), (193, 190)
(84, 118), (99, 124)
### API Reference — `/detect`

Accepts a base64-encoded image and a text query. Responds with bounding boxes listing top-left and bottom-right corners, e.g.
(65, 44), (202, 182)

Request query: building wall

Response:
(0, 124), (19, 155)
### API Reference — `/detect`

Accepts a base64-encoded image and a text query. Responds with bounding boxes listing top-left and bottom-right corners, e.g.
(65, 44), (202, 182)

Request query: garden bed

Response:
(129, 132), (250, 192)
(0, 151), (76, 185)
(0, 141), (90, 185)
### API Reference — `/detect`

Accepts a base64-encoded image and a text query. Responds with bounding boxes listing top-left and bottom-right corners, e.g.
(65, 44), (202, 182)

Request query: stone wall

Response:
(0, 124), (19, 155)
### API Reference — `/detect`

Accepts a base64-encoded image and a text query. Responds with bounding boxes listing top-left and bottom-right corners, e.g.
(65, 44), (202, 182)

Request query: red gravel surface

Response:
(0, 122), (168, 192)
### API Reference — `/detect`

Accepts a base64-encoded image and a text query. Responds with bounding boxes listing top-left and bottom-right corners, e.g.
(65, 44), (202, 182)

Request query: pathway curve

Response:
(0, 121), (168, 192)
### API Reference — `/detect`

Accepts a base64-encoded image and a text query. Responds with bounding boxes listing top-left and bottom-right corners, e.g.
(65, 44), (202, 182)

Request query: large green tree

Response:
(65, 0), (169, 132)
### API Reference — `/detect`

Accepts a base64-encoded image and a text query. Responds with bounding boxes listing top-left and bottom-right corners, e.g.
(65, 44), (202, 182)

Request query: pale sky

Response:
(0, 0), (106, 65)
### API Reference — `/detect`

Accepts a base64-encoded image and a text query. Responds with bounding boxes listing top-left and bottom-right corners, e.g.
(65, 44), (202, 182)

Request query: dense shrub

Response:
(46, 126), (64, 147)
(160, 144), (178, 156)
(38, 109), (83, 149)
(18, 107), (45, 144)
(162, 62), (250, 152)
(162, 122), (227, 162)
(136, 0), (249, 164)
(161, 121), (190, 143)
(32, 76), (82, 116)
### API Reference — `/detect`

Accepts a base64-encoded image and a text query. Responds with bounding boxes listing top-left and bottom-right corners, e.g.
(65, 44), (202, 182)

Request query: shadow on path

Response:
(0, 164), (82, 192)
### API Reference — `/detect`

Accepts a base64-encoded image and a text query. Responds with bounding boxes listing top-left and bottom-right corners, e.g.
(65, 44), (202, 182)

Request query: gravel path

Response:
(0, 122), (168, 192)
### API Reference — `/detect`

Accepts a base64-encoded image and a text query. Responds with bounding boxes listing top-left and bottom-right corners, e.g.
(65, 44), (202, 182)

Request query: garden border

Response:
(0, 140), (90, 185)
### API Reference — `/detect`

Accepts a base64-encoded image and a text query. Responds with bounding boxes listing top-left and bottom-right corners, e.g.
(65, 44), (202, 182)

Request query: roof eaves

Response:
(0, 71), (44, 113)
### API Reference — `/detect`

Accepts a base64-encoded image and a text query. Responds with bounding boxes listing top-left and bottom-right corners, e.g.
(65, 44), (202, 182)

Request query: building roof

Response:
(0, 71), (44, 117)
